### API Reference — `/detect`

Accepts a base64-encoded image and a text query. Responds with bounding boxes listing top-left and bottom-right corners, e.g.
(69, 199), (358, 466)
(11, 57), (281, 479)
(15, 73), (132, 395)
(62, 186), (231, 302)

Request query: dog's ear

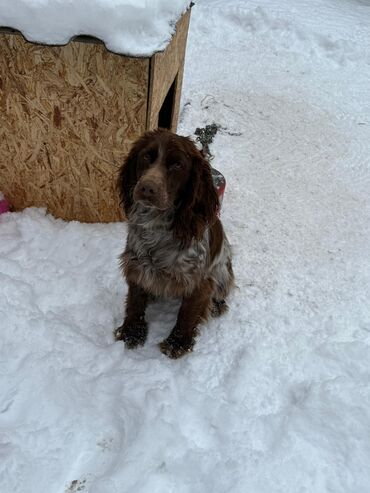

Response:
(173, 149), (219, 248)
(117, 143), (139, 216)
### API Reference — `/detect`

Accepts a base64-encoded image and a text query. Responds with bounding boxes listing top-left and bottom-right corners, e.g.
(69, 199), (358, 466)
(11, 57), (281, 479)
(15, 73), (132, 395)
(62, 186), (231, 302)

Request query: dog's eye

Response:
(142, 151), (157, 164)
(170, 162), (182, 170)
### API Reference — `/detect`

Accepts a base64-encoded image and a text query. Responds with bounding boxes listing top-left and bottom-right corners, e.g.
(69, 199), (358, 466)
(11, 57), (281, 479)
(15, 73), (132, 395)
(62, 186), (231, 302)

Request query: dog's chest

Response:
(122, 215), (208, 296)
(127, 224), (207, 273)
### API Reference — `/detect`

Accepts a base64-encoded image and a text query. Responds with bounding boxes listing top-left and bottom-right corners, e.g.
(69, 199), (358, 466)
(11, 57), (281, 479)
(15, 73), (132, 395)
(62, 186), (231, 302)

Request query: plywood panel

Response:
(147, 9), (191, 132)
(0, 34), (149, 222)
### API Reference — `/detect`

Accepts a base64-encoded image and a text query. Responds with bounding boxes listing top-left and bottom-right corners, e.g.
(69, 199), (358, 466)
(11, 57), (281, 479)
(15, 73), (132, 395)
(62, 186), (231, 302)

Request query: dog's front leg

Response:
(115, 282), (149, 349)
(159, 279), (214, 358)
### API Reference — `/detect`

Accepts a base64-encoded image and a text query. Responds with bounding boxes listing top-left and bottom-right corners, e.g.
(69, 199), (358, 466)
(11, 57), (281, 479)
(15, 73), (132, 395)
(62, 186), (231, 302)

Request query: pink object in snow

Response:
(0, 198), (10, 214)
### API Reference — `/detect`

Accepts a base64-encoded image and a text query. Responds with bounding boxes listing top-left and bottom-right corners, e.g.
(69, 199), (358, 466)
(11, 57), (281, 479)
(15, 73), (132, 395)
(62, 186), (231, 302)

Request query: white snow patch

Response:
(0, 0), (191, 56)
(1, 0), (370, 491)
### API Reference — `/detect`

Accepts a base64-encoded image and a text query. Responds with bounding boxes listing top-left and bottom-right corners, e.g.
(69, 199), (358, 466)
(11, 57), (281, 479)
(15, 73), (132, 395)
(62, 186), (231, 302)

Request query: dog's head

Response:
(118, 129), (219, 246)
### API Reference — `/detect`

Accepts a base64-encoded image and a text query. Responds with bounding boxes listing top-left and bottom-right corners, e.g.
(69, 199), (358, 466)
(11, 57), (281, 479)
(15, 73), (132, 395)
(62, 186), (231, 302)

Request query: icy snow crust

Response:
(0, 0), (190, 56)
(2, 0), (370, 491)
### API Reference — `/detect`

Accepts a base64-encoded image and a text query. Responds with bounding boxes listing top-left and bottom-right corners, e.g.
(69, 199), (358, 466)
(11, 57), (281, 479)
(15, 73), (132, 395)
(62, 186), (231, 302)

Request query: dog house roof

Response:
(0, 0), (191, 56)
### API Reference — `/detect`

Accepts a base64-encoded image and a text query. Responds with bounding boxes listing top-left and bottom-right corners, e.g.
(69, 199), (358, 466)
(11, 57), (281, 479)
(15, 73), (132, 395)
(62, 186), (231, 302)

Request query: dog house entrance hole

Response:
(158, 74), (177, 129)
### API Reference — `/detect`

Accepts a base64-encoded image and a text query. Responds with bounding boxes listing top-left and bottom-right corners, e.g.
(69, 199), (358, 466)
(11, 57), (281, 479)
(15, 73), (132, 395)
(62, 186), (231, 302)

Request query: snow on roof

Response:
(0, 0), (191, 56)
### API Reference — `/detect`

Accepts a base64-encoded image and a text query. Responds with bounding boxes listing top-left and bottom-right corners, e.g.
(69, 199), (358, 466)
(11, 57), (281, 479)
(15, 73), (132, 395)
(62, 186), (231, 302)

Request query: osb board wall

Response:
(147, 9), (191, 131)
(0, 35), (149, 222)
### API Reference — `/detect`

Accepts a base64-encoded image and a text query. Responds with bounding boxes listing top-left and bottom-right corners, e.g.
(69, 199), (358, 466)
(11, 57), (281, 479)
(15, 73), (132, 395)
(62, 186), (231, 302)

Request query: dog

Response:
(115, 129), (234, 358)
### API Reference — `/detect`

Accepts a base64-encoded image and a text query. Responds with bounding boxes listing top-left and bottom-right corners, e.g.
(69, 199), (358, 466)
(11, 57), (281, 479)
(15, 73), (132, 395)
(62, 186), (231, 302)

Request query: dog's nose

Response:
(139, 180), (159, 199)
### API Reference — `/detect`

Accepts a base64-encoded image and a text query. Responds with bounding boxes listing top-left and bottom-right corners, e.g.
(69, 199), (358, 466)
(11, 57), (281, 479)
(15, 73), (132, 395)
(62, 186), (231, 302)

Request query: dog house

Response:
(0, 7), (191, 222)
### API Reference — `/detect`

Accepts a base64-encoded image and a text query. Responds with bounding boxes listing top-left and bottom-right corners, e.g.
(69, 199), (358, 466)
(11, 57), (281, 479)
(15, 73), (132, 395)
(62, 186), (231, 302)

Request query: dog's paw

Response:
(211, 298), (228, 318)
(114, 320), (148, 349)
(159, 334), (195, 359)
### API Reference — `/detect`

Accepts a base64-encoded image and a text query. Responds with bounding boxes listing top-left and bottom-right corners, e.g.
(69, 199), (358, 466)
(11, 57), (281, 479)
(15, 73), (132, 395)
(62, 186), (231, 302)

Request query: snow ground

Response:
(1, 0), (370, 492)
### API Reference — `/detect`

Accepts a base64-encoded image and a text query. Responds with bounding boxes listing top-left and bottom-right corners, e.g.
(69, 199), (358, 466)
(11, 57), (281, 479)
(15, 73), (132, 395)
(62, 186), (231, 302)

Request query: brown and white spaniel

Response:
(115, 129), (234, 358)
